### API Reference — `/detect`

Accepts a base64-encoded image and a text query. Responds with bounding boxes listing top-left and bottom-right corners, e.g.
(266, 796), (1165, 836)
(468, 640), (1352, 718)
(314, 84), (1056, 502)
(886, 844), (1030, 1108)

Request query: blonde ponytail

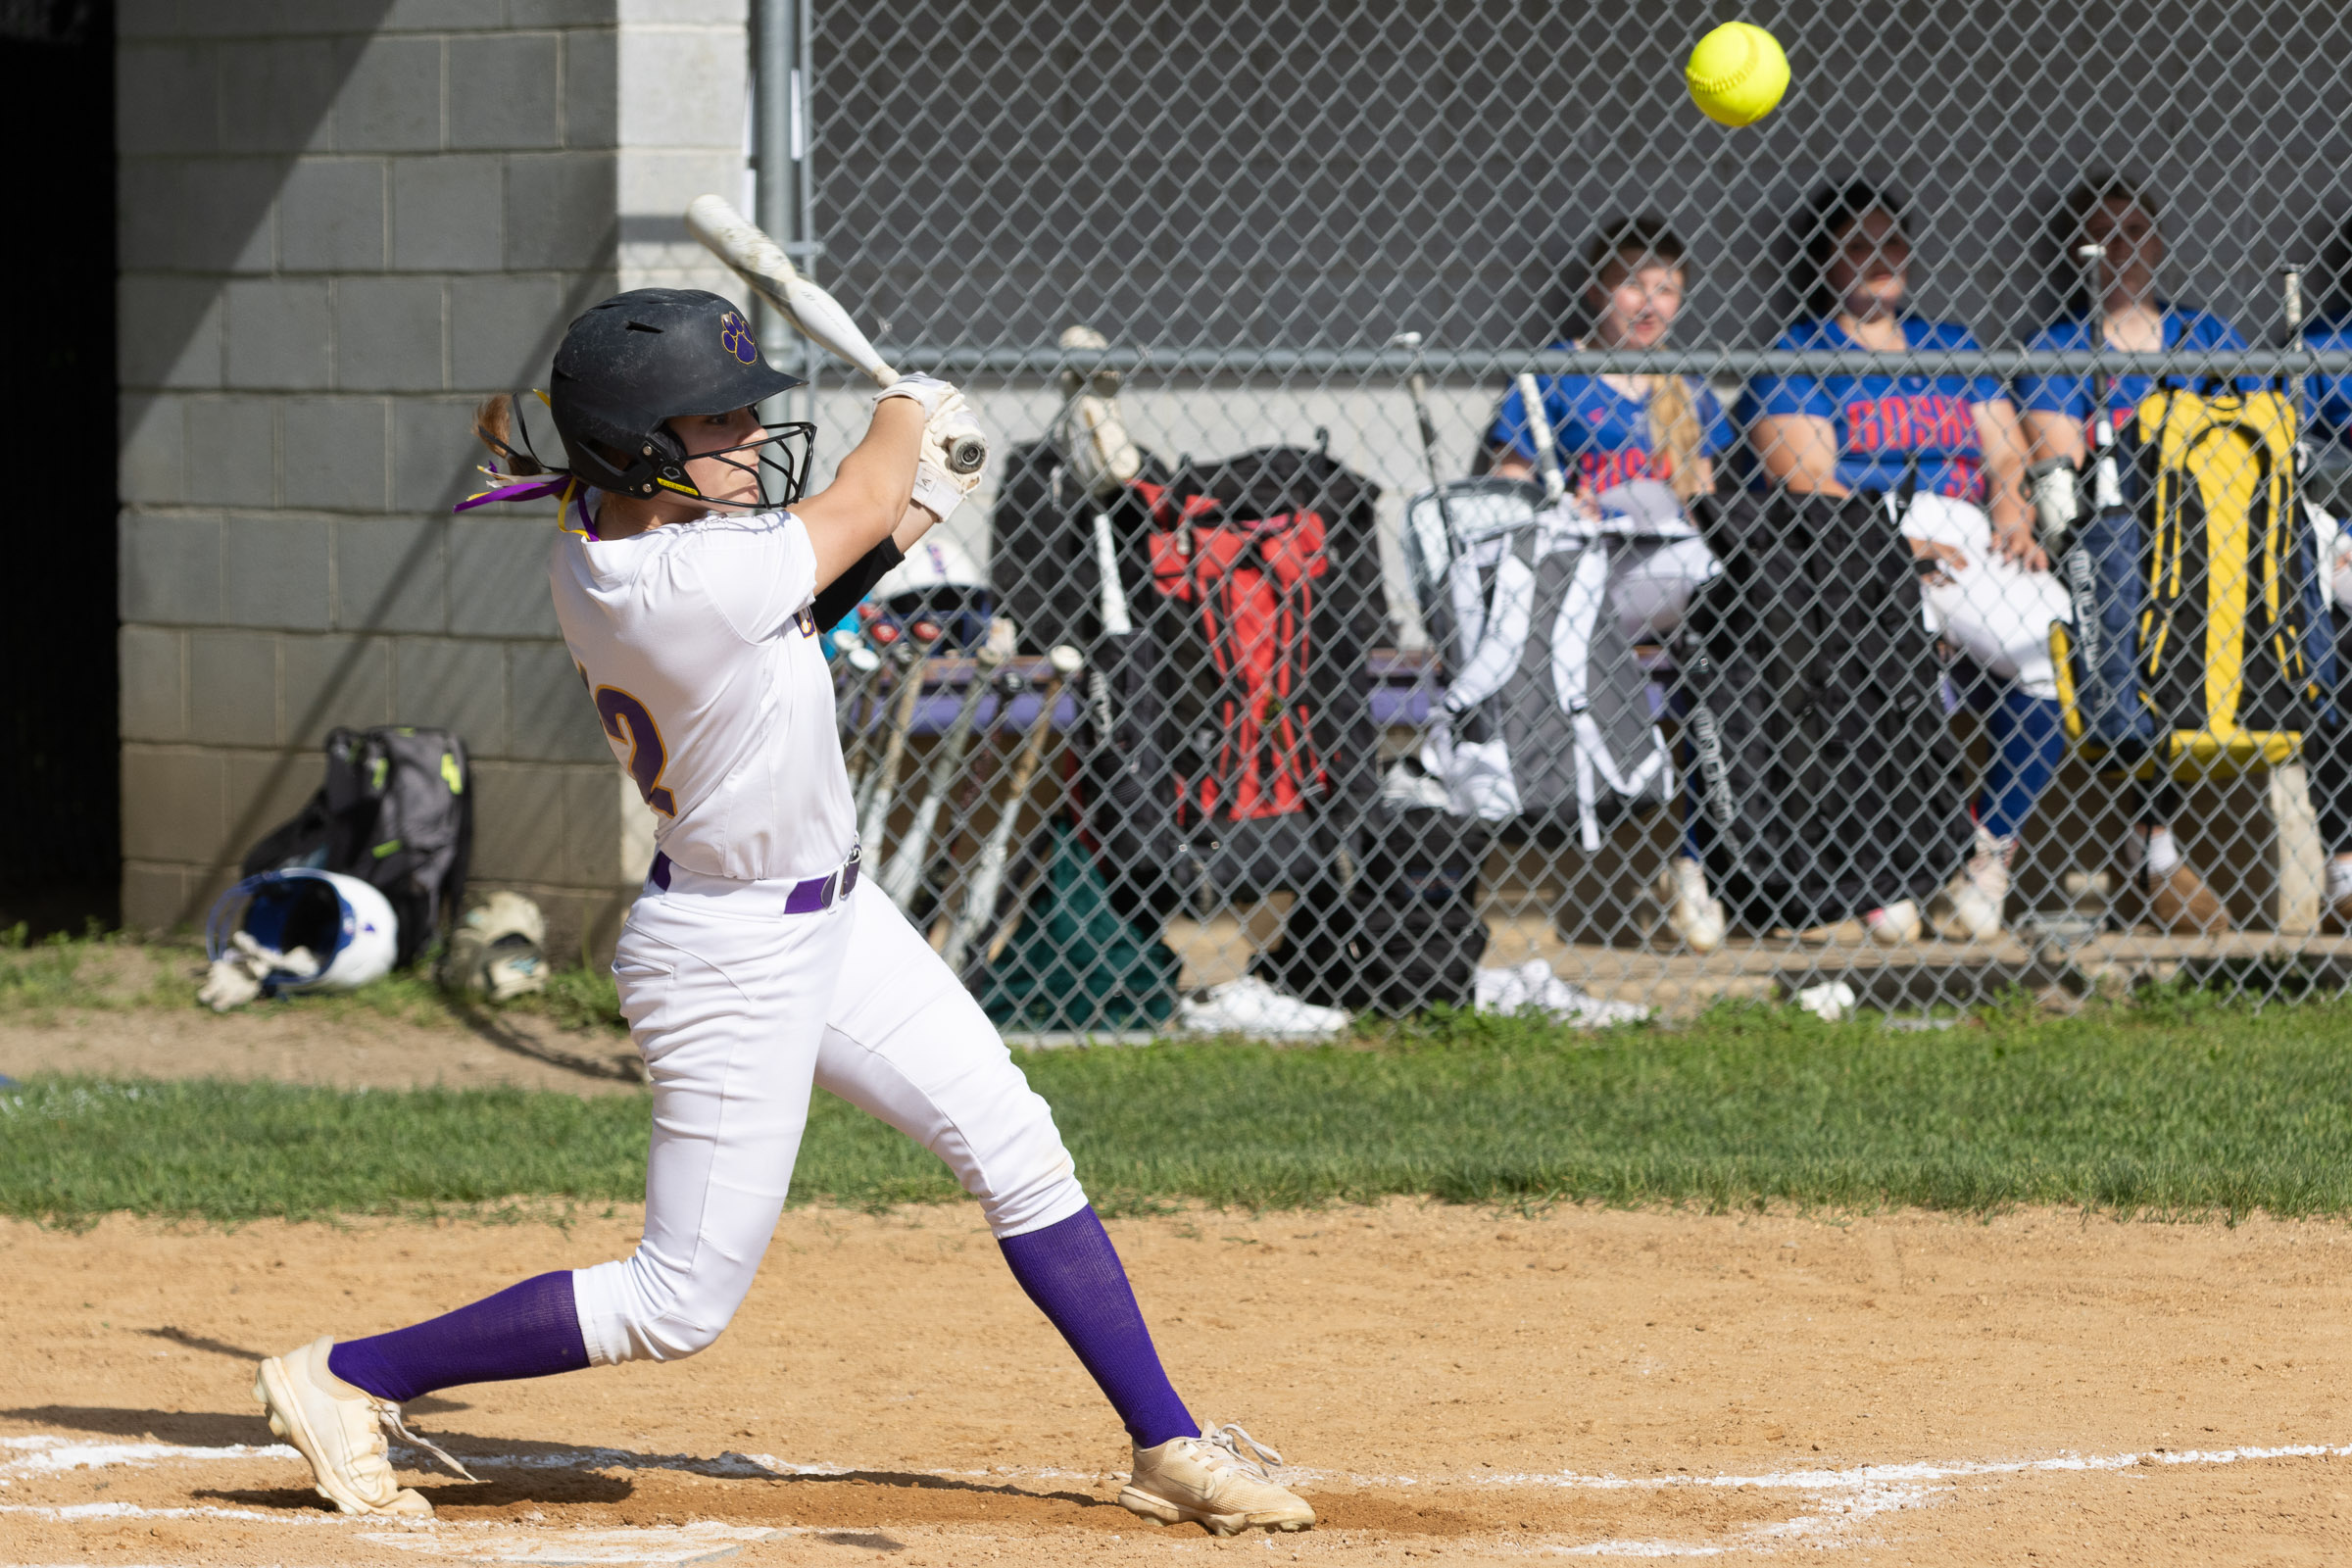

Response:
(1645, 374), (1705, 501)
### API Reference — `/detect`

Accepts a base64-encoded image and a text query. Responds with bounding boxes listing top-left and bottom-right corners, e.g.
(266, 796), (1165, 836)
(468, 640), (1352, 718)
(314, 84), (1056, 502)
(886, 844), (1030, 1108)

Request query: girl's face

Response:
(2082, 195), (2163, 298)
(674, 406), (770, 507)
(1826, 208), (1911, 321)
(1587, 260), (1686, 349)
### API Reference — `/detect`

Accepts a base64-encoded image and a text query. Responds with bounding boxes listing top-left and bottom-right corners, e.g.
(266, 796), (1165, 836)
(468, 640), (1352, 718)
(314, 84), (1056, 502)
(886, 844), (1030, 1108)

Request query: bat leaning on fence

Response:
(858, 622), (940, 852)
(939, 646), (1082, 975)
(878, 641), (1007, 906)
(684, 193), (984, 475)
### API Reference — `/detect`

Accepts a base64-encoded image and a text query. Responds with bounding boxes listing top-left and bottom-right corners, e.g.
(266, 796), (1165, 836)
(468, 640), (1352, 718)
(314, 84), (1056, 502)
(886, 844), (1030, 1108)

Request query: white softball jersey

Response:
(548, 505), (857, 882)
(546, 498), (1087, 1368)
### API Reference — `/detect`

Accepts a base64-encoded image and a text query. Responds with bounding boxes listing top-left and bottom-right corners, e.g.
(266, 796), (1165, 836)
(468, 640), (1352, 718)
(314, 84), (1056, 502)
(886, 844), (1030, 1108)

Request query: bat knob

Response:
(945, 432), (987, 475)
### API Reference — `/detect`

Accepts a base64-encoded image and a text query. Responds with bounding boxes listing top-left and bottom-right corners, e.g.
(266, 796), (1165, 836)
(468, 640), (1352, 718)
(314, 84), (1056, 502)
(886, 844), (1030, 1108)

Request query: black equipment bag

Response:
(242, 725), (473, 967)
(986, 436), (1168, 653)
(1130, 445), (1386, 903)
(1253, 806), (1491, 1014)
(1679, 491), (1969, 932)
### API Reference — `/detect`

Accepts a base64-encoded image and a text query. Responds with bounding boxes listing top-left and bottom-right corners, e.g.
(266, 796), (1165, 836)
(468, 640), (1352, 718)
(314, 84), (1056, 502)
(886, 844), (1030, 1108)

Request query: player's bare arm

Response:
(1971, 396), (2043, 570)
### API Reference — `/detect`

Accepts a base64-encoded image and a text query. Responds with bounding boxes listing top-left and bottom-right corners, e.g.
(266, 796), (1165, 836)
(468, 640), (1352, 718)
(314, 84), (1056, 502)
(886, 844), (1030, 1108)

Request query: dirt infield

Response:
(6, 1200), (2350, 1565)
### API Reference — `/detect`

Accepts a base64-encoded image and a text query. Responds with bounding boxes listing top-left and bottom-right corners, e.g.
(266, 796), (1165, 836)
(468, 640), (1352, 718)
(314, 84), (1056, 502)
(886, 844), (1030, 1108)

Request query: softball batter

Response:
(251, 288), (1314, 1537)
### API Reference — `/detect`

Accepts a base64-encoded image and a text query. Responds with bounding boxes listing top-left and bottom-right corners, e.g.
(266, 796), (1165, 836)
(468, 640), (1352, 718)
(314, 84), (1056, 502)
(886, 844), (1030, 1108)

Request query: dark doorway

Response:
(0, 0), (117, 933)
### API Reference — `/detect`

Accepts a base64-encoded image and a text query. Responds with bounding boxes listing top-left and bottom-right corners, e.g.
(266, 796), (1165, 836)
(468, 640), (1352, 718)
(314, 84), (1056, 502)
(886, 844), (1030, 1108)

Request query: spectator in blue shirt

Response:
(2020, 180), (2244, 933)
(1482, 217), (1732, 952)
(1742, 182), (2059, 946)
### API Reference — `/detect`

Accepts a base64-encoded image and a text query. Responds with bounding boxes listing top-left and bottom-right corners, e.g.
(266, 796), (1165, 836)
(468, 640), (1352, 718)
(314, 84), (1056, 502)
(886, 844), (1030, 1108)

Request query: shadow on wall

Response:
(113, 2), (620, 930)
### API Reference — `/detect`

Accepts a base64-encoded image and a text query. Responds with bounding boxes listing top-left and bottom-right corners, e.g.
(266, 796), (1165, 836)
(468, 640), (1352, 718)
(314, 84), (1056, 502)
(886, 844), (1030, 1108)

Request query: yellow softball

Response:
(1686, 22), (1788, 127)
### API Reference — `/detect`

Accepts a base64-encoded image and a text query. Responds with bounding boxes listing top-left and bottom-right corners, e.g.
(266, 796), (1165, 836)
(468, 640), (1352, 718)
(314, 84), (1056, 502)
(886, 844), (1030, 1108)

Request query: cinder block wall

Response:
(116, 0), (747, 959)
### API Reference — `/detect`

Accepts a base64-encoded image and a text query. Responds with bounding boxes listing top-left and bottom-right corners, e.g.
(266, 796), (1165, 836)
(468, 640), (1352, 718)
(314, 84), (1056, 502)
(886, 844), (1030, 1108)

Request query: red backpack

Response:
(1143, 486), (1332, 823)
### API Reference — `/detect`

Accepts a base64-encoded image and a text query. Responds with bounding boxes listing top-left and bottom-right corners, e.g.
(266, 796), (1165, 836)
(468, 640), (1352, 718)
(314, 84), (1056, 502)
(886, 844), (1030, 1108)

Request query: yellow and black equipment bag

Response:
(2050, 389), (2339, 775)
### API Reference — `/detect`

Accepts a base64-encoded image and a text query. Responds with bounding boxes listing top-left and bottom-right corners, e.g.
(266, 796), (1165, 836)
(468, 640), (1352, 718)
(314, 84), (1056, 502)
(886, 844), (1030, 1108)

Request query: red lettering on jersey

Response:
(1848, 400), (1884, 449)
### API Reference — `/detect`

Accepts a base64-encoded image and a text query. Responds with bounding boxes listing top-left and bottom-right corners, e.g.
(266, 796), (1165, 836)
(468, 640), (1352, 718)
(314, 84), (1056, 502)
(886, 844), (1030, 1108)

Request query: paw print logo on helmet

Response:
(719, 311), (759, 365)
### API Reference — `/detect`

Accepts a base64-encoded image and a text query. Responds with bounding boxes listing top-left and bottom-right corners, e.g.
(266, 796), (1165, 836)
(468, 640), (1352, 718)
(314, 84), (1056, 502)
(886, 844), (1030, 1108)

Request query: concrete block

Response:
(513, 0), (621, 24)
(383, 0), (506, 30)
(119, 275), (224, 391)
(334, 274), (445, 391)
(282, 399), (389, 512)
(278, 159), (387, 271)
(224, 749), (333, 859)
(283, 634), (394, 745)
(222, 514), (333, 632)
(116, 0), (183, 41)
(504, 152), (615, 270)
(120, 860), (195, 938)
(616, 28), (744, 150)
(450, 32), (562, 151)
(220, 39), (340, 154)
(335, 516), (446, 633)
(467, 760), (571, 883)
(449, 273), (564, 389)
(619, 0), (746, 24)
(119, 626), (188, 744)
(393, 637), (508, 755)
(117, 42), (219, 155)
(390, 155), (503, 270)
(120, 395), (187, 505)
(449, 515), (562, 638)
(182, 396), (277, 507)
(120, 512), (222, 624)
(224, 278), (333, 391)
(561, 26), (616, 149)
(392, 395), (493, 512)
(615, 149), (738, 228)
(121, 745), (228, 863)
(188, 630), (281, 748)
(178, 2), (383, 35)
(119, 156), (277, 273)
(336, 33), (442, 153)
(510, 641), (610, 761)
(562, 765), (623, 882)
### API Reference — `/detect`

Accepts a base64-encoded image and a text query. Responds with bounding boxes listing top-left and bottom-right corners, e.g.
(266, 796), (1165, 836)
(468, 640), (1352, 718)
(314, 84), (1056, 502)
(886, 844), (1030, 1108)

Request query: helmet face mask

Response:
(643, 416), (818, 510)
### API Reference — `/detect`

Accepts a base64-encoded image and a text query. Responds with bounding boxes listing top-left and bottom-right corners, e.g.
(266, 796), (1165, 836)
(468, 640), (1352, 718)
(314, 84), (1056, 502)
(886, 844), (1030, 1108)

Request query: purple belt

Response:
(646, 843), (861, 913)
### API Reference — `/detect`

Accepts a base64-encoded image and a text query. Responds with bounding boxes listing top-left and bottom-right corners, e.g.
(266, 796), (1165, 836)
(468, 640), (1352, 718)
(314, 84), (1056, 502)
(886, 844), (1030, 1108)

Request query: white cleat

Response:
(254, 1336), (458, 1517)
(1927, 827), (2012, 942)
(1177, 976), (1349, 1040)
(1655, 856), (1727, 954)
(1119, 1421), (1316, 1536)
(1864, 899), (1923, 946)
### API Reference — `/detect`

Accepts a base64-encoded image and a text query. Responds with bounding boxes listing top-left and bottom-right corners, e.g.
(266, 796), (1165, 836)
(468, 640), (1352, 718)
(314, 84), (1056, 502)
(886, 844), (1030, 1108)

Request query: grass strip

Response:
(5, 993), (2352, 1224)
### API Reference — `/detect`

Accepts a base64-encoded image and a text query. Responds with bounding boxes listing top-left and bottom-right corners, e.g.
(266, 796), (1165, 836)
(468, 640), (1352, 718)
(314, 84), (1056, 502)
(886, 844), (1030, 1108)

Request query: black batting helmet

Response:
(548, 287), (814, 505)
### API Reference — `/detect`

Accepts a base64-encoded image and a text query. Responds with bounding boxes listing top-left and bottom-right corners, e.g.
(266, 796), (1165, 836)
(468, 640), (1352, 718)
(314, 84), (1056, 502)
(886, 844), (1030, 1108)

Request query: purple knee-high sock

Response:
(327, 1271), (588, 1404)
(997, 1206), (1198, 1448)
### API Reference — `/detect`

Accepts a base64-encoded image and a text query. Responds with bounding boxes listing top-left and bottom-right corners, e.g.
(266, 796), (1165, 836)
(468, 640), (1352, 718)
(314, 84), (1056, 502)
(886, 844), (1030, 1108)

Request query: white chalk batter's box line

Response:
(5, 1433), (2348, 1559)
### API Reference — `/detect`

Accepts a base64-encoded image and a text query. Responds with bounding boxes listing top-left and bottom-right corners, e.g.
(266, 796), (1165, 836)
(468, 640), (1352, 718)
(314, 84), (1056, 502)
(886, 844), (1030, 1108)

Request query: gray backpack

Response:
(1404, 478), (1675, 849)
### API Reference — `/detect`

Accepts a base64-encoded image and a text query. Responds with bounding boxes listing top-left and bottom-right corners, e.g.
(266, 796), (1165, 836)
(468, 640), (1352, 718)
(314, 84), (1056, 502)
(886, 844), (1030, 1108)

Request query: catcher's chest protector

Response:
(1680, 491), (1970, 931)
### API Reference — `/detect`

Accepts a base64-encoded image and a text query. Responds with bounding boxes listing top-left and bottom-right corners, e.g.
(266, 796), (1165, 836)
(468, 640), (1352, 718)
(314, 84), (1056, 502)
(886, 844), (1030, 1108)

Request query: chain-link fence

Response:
(780, 1), (2352, 1033)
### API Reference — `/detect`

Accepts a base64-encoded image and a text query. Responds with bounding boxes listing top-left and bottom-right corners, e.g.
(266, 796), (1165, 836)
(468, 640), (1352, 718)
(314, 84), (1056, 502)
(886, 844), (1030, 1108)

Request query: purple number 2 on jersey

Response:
(595, 686), (677, 816)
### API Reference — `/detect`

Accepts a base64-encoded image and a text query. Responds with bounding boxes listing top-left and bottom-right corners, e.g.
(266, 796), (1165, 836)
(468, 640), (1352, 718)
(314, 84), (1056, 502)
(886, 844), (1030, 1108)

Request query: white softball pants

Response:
(1900, 493), (2073, 701)
(569, 868), (1089, 1367)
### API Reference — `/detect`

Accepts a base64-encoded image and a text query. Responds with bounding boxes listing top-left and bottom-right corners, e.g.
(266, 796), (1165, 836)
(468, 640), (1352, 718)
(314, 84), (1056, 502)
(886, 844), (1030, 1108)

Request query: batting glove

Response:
(874, 372), (962, 420)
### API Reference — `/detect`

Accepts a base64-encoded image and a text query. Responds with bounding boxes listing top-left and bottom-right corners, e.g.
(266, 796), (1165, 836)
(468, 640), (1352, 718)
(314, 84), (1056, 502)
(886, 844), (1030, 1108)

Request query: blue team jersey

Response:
(1741, 316), (2005, 501)
(2015, 306), (2257, 437)
(1488, 358), (1736, 493)
(2300, 318), (2352, 441)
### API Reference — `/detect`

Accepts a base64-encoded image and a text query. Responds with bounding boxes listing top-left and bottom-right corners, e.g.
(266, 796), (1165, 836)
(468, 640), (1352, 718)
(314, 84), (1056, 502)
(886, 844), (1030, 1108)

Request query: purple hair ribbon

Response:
(454, 475), (571, 513)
